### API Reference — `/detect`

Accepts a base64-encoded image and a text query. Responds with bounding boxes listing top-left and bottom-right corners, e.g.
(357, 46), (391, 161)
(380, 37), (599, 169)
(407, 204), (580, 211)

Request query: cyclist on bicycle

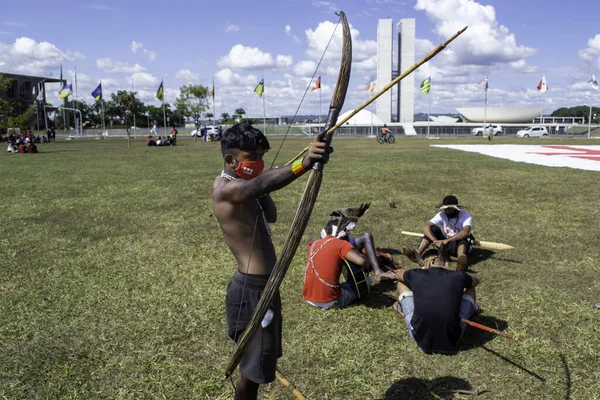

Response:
(381, 124), (392, 139)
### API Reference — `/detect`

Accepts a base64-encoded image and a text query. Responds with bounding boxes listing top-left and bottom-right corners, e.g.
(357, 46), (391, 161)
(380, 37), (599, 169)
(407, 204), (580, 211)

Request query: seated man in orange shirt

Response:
(302, 204), (395, 309)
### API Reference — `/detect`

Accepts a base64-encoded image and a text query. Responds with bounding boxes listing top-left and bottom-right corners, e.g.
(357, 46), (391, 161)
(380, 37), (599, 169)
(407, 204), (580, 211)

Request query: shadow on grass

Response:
(377, 247), (403, 256)
(470, 248), (522, 266)
(383, 376), (485, 399)
(560, 354), (571, 399)
(468, 248), (495, 267)
(458, 314), (510, 351)
(357, 281), (397, 309)
(481, 345), (546, 382)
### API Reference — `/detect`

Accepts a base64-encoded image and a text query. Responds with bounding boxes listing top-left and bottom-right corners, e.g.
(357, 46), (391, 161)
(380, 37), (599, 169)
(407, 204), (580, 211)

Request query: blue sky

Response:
(1, 0), (600, 117)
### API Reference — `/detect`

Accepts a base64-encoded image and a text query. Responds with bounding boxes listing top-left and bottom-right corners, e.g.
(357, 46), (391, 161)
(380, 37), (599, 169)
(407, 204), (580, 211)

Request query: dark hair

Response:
(221, 122), (270, 157)
(442, 195), (459, 206)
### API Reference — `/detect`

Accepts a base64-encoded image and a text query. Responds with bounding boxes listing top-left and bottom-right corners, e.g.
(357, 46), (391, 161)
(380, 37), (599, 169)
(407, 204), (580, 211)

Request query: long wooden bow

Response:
(224, 11), (352, 377)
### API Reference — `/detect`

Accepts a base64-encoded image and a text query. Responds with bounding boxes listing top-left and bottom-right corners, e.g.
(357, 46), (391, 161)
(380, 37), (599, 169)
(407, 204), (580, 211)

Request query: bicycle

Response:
(377, 133), (395, 144)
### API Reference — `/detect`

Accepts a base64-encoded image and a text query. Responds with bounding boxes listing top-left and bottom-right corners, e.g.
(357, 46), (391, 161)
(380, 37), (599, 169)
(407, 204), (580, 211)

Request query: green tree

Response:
(111, 90), (144, 146)
(175, 84), (209, 123)
(234, 108), (246, 121)
(0, 74), (14, 130)
(205, 112), (213, 119)
(551, 105), (598, 123)
(145, 105), (163, 127)
(221, 112), (230, 123)
(8, 104), (36, 132)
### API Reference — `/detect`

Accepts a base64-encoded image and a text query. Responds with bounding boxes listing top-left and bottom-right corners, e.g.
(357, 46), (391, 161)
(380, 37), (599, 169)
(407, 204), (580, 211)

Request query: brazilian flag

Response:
(420, 77), (431, 95)
(156, 80), (165, 102)
(254, 79), (264, 97)
(92, 82), (102, 101)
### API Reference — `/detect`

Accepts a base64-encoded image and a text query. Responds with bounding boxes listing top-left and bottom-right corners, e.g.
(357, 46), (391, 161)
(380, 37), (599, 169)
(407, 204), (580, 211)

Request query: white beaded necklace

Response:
(221, 171), (272, 236)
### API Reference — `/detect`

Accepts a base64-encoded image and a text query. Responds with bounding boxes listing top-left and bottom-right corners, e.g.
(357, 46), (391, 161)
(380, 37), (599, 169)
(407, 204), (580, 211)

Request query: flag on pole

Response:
(589, 74), (599, 90)
(254, 79), (264, 97)
(537, 76), (548, 93)
(156, 80), (164, 102)
(211, 82), (215, 98)
(475, 77), (488, 91)
(365, 79), (375, 92)
(59, 83), (72, 99)
(420, 77), (431, 95)
(312, 76), (321, 91)
(92, 82), (102, 101)
(37, 84), (44, 103)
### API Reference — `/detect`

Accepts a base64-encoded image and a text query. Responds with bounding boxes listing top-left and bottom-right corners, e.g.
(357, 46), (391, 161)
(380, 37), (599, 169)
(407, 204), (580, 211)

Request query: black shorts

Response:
(425, 225), (472, 257)
(226, 270), (282, 384)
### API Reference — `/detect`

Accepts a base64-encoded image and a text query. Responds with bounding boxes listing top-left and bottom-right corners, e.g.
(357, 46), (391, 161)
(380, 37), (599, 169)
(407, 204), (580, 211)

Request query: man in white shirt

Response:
(403, 195), (473, 271)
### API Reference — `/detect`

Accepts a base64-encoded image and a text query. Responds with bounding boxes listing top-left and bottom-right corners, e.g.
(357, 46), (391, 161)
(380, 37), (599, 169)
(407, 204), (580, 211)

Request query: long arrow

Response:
(401, 231), (514, 250)
(285, 26), (468, 166)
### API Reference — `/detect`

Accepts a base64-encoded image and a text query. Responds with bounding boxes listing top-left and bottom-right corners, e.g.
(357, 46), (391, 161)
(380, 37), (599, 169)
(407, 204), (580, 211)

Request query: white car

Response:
(191, 125), (219, 138)
(471, 124), (503, 136)
(516, 126), (548, 138)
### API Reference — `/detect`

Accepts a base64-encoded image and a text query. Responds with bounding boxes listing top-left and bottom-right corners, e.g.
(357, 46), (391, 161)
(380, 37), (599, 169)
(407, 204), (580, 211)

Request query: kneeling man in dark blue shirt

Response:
(393, 253), (480, 354)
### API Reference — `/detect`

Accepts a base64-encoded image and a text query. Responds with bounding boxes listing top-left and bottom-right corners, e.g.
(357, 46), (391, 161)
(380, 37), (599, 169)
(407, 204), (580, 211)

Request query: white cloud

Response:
(131, 41), (143, 53)
(85, 4), (117, 11)
(0, 37), (72, 76)
(579, 34), (600, 70)
(225, 24), (240, 32)
(130, 41), (156, 61)
(285, 25), (301, 44)
(218, 44), (292, 69)
(96, 58), (146, 73)
(3, 22), (26, 28)
(312, 1), (337, 12)
(130, 72), (159, 89)
(509, 59), (538, 73)
(215, 68), (258, 87)
(305, 21), (376, 63)
(175, 69), (200, 81)
(293, 60), (317, 76)
(415, 0), (536, 66)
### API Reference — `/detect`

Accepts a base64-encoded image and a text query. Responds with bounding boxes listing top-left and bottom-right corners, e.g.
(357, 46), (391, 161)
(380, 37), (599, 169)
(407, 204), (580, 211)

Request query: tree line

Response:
(0, 75), (254, 132)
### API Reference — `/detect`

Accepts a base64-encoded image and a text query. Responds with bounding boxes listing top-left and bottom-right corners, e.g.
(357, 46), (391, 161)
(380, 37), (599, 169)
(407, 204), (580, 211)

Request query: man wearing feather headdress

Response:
(302, 203), (396, 309)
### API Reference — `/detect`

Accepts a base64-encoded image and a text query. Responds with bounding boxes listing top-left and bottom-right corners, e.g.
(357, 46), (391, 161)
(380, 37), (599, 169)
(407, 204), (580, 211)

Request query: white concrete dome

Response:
(339, 109), (386, 126)
(457, 107), (541, 123)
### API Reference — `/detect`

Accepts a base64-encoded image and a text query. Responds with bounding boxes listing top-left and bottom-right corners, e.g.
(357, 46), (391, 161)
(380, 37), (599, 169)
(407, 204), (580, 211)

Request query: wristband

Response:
(291, 158), (306, 176)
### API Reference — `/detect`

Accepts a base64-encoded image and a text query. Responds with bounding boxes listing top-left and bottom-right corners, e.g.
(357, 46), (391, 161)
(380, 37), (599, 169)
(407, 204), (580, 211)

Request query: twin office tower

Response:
(376, 18), (415, 124)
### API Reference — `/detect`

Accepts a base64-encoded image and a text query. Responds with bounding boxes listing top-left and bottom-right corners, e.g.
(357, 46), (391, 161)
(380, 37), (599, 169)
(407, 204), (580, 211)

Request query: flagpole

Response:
(75, 66), (79, 135)
(484, 86), (488, 130)
(132, 78), (137, 139)
(427, 89), (431, 137)
(262, 77), (266, 134)
(539, 91), (544, 125)
(163, 101), (167, 136)
(212, 78), (216, 127)
(35, 84), (40, 132)
(101, 99), (106, 135)
(319, 86), (322, 128)
(371, 94), (374, 136)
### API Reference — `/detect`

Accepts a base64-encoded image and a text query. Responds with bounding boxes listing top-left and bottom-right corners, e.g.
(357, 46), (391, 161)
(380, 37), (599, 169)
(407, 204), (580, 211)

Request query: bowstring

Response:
(228, 14), (341, 396)
(269, 16), (341, 169)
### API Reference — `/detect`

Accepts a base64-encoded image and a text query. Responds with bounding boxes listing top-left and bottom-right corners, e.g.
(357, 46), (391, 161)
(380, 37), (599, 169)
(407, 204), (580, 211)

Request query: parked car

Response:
(471, 124), (503, 136)
(516, 126), (548, 138)
(191, 125), (219, 139)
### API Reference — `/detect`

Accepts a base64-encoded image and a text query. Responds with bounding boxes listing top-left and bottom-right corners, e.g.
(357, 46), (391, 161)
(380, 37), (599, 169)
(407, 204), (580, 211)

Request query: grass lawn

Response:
(1, 136), (599, 399)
